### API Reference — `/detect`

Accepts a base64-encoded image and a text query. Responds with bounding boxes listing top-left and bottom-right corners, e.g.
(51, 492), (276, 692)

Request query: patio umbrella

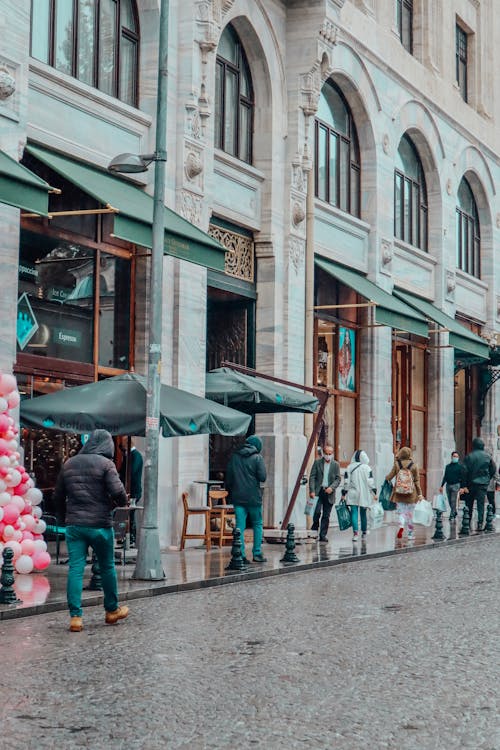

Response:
(205, 367), (319, 414)
(20, 372), (251, 437)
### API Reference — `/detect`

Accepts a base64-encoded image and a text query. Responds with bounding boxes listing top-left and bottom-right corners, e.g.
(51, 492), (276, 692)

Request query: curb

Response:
(0, 532), (497, 622)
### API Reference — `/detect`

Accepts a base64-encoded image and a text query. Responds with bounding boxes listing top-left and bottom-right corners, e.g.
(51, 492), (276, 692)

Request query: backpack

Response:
(394, 460), (415, 495)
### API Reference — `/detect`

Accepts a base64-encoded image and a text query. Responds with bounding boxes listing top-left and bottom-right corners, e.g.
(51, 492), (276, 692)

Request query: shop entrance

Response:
(392, 340), (428, 493)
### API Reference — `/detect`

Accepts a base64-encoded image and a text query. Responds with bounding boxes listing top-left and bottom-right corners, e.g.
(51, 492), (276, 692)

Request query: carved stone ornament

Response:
(179, 191), (202, 226)
(289, 238), (305, 273)
(292, 202), (306, 227)
(381, 239), (393, 265)
(185, 151), (203, 180)
(319, 20), (338, 45)
(382, 133), (390, 155)
(446, 271), (456, 294)
(208, 224), (254, 282)
(0, 67), (15, 100)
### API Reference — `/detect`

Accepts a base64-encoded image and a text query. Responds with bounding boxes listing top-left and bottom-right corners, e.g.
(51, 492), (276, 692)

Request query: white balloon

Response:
(0, 456), (10, 468)
(11, 496), (25, 511)
(32, 506), (42, 519)
(4, 539), (21, 558)
(26, 488), (43, 506)
(15, 574), (34, 593)
(33, 539), (47, 553)
(0, 398), (7, 413)
(33, 519), (46, 534)
(3, 524), (15, 539)
(7, 439), (18, 451)
(15, 555), (34, 575)
(9, 456), (18, 466)
(0, 507), (3, 522)
(22, 514), (36, 530)
(0, 492), (11, 506)
(5, 470), (21, 487)
(12, 530), (22, 542)
(0, 479), (6, 493)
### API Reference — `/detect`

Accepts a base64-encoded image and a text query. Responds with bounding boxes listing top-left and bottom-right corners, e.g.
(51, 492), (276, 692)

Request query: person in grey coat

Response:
(54, 429), (130, 632)
(460, 437), (496, 531)
(309, 444), (341, 542)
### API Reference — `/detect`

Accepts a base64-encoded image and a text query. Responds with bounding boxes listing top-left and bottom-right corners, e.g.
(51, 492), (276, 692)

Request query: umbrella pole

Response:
(280, 394), (329, 530)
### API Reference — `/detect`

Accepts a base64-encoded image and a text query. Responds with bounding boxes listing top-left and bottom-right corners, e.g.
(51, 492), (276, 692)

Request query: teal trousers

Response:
(65, 525), (118, 617)
(234, 504), (263, 558)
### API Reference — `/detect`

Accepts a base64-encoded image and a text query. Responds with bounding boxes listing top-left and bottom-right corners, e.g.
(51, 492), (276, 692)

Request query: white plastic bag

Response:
(432, 493), (448, 513)
(413, 498), (433, 526)
(368, 502), (384, 529)
(304, 495), (318, 517)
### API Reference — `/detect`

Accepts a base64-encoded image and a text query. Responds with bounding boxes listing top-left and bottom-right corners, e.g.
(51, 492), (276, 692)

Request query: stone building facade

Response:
(0, 0), (499, 547)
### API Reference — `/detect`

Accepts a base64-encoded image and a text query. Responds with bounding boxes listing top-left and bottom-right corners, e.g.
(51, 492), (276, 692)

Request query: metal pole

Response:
(133, 0), (169, 580)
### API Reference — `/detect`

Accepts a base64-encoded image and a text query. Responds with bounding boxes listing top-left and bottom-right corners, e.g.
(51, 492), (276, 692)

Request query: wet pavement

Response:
(1, 512), (498, 620)
(0, 534), (498, 749)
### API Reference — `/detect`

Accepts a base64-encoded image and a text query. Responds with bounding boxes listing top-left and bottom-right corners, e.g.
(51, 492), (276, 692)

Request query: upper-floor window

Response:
(456, 177), (480, 277)
(315, 80), (360, 218)
(30, 0), (139, 108)
(214, 24), (254, 164)
(456, 23), (468, 102)
(394, 134), (428, 251)
(396, 0), (413, 54)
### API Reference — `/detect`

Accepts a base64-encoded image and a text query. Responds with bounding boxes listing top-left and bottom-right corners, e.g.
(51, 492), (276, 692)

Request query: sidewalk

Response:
(1, 516), (498, 621)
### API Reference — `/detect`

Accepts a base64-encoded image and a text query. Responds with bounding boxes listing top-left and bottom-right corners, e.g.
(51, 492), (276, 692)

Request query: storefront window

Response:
(98, 253), (131, 368)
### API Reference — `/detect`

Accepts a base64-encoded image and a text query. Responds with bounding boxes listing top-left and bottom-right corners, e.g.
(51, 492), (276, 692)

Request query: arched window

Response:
(315, 80), (360, 218)
(30, 0), (139, 108)
(214, 24), (254, 164)
(456, 177), (480, 277)
(394, 134), (428, 250)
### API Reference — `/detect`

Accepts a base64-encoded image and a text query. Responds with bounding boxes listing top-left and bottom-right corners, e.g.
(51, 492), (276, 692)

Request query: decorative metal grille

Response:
(208, 224), (254, 282)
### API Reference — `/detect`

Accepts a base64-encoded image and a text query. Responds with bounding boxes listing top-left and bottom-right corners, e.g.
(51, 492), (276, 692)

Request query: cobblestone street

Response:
(0, 536), (498, 750)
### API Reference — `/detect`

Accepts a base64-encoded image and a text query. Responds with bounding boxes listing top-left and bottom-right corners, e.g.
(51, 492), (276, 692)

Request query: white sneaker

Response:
(352, 532), (359, 541)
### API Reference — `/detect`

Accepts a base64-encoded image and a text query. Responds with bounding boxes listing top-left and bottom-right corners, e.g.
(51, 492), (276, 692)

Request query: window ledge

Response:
(28, 59), (152, 128)
(314, 198), (370, 234)
(393, 238), (437, 265)
(455, 268), (488, 290)
(214, 149), (265, 183)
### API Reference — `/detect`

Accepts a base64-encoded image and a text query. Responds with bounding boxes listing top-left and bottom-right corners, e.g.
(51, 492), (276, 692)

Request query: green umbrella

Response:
(20, 372), (251, 437)
(205, 367), (319, 414)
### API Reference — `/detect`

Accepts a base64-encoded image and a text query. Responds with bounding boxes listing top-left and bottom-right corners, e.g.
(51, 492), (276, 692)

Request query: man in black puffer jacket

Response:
(461, 437), (496, 532)
(54, 429), (129, 632)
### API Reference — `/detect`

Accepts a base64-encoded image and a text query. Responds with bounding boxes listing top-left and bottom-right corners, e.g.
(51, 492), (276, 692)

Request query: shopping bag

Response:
(305, 495), (318, 517)
(413, 498), (433, 526)
(379, 479), (396, 511)
(335, 499), (352, 531)
(368, 501), (385, 530)
(432, 493), (448, 513)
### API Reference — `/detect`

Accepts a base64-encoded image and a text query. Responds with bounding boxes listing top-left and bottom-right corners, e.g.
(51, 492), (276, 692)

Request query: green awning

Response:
(0, 150), (51, 215)
(26, 144), (225, 272)
(315, 257), (429, 338)
(393, 289), (490, 360)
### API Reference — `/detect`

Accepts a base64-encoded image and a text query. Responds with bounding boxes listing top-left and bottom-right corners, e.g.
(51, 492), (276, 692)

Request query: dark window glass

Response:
(394, 134), (428, 251)
(214, 24), (254, 164)
(397, 0), (413, 54)
(314, 80), (360, 218)
(98, 253), (131, 368)
(456, 177), (480, 277)
(29, 0), (139, 107)
(456, 24), (468, 102)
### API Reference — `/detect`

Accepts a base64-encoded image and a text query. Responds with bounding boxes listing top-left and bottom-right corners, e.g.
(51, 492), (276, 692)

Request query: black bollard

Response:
(459, 505), (470, 537)
(226, 527), (247, 571)
(86, 550), (103, 591)
(0, 547), (21, 605)
(484, 503), (495, 533)
(280, 523), (301, 564)
(432, 510), (445, 540)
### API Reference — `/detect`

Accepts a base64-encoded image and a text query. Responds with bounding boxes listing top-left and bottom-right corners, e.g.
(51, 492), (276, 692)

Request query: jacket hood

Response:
(237, 443), (260, 457)
(397, 446), (413, 461)
(472, 437), (485, 451)
(350, 450), (369, 465)
(80, 429), (115, 458)
(246, 435), (262, 453)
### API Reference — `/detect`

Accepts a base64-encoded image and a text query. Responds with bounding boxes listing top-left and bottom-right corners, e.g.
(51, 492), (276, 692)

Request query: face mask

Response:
(323, 454), (332, 463)
(452, 457), (459, 463)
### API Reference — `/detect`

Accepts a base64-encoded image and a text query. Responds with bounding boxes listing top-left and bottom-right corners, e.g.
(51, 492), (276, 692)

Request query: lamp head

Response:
(107, 153), (155, 174)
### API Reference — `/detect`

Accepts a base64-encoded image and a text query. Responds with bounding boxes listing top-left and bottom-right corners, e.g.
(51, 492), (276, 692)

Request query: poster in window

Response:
(338, 327), (355, 392)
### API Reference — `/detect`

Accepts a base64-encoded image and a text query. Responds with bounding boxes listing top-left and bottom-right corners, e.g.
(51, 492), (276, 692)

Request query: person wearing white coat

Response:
(342, 450), (377, 542)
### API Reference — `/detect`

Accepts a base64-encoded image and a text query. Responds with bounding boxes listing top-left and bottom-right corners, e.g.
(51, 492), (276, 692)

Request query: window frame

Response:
(456, 179), (480, 278)
(215, 24), (254, 165)
(30, 0), (140, 108)
(393, 136), (428, 252)
(396, 0), (413, 54)
(314, 81), (361, 219)
(456, 23), (468, 102)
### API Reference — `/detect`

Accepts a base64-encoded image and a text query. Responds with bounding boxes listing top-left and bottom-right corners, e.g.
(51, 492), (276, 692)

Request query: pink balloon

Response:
(22, 515), (36, 531)
(11, 495), (25, 510)
(0, 374), (17, 395)
(0, 438), (9, 456)
(21, 530), (34, 541)
(33, 539), (47, 553)
(0, 415), (9, 433)
(32, 551), (51, 571)
(5, 539), (22, 559)
(0, 522), (4, 536)
(32, 533), (43, 540)
(20, 539), (36, 556)
(7, 391), (20, 409)
(2, 503), (20, 525)
(14, 483), (29, 496)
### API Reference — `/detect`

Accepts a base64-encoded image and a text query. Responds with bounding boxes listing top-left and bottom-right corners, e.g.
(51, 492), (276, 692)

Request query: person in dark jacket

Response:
(225, 435), (267, 563)
(309, 444), (341, 542)
(119, 439), (143, 545)
(439, 451), (464, 520)
(460, 437), (496, 531)
(54, 429), (129, 632)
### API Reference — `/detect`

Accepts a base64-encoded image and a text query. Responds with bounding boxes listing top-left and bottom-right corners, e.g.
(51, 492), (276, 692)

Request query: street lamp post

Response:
(109, 1), (170, 580)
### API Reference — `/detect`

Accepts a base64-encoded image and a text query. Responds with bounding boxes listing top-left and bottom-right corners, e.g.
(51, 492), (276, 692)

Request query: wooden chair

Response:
(180, 492), (211, 550)
(208, 489), (235, 547)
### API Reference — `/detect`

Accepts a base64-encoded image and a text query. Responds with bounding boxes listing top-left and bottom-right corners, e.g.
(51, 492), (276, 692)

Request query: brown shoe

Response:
(69, 616), (83, 632)
(105, 605), (129, 625)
